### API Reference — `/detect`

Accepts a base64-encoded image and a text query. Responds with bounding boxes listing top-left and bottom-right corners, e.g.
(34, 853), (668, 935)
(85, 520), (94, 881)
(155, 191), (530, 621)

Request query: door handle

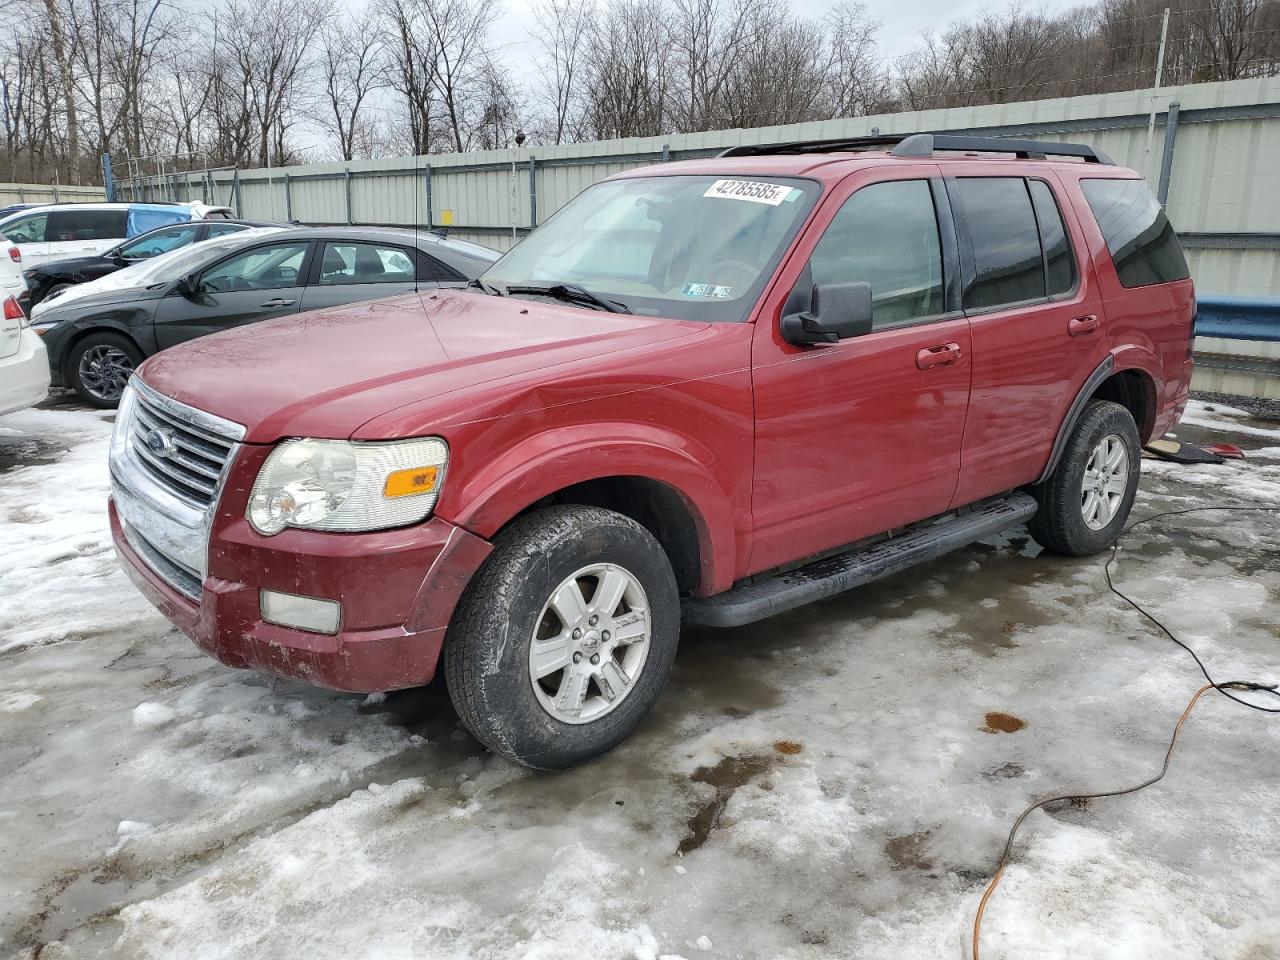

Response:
(260, 297), (297, 307)
(916, 342), (962, 370)
(1068, 314), (1099, 336)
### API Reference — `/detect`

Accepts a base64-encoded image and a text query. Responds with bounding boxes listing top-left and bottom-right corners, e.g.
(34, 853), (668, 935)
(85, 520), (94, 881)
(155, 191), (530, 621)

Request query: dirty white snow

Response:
(2, 398), (1279, 960)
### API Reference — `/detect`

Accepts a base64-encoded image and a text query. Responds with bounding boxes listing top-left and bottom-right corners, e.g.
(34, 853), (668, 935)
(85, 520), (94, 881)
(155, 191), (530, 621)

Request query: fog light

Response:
(260, 590), (341, 635)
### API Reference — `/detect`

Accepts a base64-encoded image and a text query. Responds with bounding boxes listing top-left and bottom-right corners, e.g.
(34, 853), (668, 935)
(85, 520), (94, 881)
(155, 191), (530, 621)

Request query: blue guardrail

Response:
(1194, 295), (1280, 342)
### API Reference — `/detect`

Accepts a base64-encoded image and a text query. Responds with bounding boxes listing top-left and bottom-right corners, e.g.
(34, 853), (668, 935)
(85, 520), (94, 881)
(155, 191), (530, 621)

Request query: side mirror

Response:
(781, 281), (873, 345)
(176, 272), (201, 296)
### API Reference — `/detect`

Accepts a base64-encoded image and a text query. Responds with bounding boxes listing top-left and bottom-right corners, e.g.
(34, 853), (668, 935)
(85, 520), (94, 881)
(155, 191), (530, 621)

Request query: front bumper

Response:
(111, 499), (492, 692)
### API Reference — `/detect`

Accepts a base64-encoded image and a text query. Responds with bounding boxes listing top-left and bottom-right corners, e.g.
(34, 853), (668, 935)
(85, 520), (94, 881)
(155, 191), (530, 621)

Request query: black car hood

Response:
(28, 254), (116, 279)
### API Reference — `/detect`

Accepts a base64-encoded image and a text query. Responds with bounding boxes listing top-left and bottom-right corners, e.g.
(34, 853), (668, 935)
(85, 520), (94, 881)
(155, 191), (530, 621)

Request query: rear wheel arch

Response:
(1092, 367), (1157, 442)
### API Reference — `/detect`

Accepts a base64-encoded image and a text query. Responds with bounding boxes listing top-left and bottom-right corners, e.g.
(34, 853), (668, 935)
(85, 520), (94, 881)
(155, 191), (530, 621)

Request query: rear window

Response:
(1080, 179), (1189, 288)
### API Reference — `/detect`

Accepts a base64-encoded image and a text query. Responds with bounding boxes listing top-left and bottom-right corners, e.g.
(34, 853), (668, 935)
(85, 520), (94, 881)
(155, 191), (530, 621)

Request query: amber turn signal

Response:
(382, 465), (441, 499)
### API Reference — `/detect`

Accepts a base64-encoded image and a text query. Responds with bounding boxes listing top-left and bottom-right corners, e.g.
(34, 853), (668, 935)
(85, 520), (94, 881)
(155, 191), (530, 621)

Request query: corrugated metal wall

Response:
(0, 182), (104, 205)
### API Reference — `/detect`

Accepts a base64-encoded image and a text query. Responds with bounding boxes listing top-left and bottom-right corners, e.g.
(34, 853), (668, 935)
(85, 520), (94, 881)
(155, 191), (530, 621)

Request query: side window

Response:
(201, 241), (309, 292)
(805, 179), (944, 329)
(205, 223), (248, 239)
(318, 242), (417, 285)
(1080, 179), (1190, 288)
(49, 209), (128, 241)
(120, 225), (198, 259)
(1028, 180), (1075, 296)
(956, 178), (1044, 310)
(2, 214), (48, 243)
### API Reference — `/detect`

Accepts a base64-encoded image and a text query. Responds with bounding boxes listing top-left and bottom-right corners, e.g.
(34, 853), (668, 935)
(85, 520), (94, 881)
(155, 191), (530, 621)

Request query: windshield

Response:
(36, 227), (286, 317)
(481, 175), (818, 322)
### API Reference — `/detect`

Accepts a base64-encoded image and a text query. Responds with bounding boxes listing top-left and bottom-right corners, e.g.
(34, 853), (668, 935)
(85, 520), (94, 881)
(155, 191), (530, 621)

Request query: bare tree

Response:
(581, 0), (672, 138)
(319, 6), (386, 160)
(531, 0), (592, 143)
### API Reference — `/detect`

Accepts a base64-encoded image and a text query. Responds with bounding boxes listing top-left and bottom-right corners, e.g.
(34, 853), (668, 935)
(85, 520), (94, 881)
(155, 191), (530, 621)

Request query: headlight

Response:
(110, 383), (138, 457)
(247, 438), (449, 536)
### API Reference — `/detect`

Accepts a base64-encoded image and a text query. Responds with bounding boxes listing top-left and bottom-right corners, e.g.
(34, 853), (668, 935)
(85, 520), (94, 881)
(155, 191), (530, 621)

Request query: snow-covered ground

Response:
(2, 398), (1279, 960)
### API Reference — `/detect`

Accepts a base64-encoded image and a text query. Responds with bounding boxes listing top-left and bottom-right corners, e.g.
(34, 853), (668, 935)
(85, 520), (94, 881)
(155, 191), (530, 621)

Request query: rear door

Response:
(749, 168), (973, 574)
(152, 239), (312, 349)
(298, 239), (427, 311)
(945, 171), (1109, 506)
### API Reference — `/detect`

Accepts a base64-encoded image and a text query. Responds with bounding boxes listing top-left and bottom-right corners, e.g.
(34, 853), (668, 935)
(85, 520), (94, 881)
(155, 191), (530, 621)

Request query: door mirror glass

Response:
(781, 281), (873, 345)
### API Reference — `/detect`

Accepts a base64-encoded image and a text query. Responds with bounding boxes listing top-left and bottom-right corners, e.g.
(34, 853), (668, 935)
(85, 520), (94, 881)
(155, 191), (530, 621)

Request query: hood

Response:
(139, 290), (709, 442)
(29, 254), (111, 278)
(36, 284), (165, 322)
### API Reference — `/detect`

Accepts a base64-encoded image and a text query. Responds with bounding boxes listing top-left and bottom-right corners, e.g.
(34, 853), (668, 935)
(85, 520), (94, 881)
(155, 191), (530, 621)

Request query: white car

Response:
(0, 240), (24, 301)
(0, 202), (236, 269)
(0, 294), (49, 415)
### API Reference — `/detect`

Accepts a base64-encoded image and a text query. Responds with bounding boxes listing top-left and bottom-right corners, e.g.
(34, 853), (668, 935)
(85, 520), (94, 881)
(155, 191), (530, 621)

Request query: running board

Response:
(682, 493), (1038, 628)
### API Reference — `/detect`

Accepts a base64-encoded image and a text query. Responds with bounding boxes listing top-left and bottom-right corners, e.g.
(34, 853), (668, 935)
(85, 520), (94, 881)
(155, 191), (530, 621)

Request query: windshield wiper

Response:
(468, 277), (504, 296)
(504, 282), (631, 314)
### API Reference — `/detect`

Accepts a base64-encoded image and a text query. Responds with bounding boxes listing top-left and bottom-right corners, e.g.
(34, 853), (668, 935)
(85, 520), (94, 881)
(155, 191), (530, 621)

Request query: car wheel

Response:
(42, 282), (71, 305)
(68, 332), (143, 409)
(444, 505), (680, 770)
(1028, 400), (1141, 556)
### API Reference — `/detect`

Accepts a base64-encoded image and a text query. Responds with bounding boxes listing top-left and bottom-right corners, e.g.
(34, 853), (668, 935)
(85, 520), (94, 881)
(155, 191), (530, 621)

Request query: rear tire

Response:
(1029, 400), (1141, 556)
(444, 505), (680, 770)
(67, 331), (143, 409)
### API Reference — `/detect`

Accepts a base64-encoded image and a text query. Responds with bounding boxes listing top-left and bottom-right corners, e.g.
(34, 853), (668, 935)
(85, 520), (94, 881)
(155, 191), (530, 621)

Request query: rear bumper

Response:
(111, 499), (492, 692)
(0, 328), (50, 415)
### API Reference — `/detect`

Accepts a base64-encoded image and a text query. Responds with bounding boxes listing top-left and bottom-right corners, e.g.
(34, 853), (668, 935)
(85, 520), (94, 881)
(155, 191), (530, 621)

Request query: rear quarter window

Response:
(1080, 179), (1189, 288)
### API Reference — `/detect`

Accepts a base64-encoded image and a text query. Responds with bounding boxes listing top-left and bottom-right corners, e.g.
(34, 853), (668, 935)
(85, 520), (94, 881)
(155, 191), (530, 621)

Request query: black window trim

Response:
(1025, 176), (1081, 302)
(945, 174), (1081, 318)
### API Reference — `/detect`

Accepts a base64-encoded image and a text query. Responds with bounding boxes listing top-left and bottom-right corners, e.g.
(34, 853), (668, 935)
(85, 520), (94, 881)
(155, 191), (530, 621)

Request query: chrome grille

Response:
(129, 386), (237, 507)
(110, 378), (246, 604)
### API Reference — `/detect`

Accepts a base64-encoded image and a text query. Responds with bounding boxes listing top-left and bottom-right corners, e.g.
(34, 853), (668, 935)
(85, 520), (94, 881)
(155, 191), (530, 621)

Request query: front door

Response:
(152, 239), (312, 349)
(749, 170), (972, 576)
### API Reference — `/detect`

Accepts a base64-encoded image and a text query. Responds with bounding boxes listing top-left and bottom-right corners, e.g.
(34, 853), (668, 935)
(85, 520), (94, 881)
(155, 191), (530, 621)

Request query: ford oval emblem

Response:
(145, 427), (177, 458)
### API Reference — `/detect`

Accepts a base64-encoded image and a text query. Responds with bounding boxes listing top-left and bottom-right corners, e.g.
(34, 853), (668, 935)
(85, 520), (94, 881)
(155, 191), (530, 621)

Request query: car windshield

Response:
(481, 175), (818, 322)
(34, 227), (286, 316)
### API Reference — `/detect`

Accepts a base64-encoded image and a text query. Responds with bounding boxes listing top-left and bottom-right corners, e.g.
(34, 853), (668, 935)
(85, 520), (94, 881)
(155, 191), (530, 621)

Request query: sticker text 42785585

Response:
(703, 179), (793, 206)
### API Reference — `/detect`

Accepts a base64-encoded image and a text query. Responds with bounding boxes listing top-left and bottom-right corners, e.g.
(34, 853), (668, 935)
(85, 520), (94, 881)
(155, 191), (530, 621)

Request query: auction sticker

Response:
(703, 179), (792, 205)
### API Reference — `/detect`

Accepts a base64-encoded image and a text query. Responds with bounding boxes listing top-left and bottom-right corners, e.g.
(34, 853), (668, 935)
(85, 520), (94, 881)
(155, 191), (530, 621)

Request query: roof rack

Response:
(717, 133), (1114, 165)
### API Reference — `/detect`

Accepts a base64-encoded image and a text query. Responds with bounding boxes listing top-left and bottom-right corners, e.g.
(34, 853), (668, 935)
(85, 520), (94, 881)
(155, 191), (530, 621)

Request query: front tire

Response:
(67, 331), (143, 409)
(1029, 400), (1141, 556)
(444, 505), (680, 769)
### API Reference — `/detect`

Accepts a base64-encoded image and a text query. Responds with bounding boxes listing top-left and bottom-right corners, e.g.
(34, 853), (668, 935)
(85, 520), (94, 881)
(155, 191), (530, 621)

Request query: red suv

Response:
(108, 134), (1195, 769)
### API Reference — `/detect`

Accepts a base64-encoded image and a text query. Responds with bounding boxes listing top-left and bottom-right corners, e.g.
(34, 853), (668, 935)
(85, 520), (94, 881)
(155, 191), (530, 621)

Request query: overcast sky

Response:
(483, 0), (1092, 70)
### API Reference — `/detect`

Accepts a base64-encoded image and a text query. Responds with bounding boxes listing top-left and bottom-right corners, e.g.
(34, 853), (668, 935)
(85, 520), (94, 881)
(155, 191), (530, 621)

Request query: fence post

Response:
(344, 168), (353, 225)
(424, 164), (433, 231)
(528, 155), (537, 228)
(1157, 100), (1180, 207)
(101, 153), (115, 201)
(662, 143), (670, 162)
(232, 170), (242, 216)
(284, 174), (293, 222)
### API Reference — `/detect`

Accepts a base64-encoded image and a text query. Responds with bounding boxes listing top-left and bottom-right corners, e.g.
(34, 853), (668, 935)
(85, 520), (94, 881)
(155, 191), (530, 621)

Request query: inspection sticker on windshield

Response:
(682, 282), (732, 298)
(703, 179), (792, 205)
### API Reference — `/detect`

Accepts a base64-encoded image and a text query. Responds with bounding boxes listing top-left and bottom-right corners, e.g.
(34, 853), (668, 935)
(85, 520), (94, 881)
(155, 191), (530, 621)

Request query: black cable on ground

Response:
(973, 505), (1280, 960)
